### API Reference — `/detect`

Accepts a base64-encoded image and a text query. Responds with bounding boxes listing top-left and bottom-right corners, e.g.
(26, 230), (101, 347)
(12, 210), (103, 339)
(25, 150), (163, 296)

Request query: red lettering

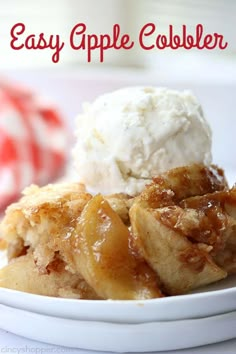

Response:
(215, 33), (228, 49)
(100, 34), (112, 61)
(87, 34), (99, 62)
(10, 23), (25, 50)
(121, 34), (134, 49)
(186, 35), (194, 49)
(38, 33), (48, 49)
(25, 34), (35, 49)
(138, 23), (228, 52)
(100, 34), (112, 51)
(203, 34), (216, 49)
(11, 22), (228, 66)
(169, 25), (181, 49)
(113, 24), (121, 49)
(112, 24), (134, 50)
(172, 35), (181, 49)
(50, 35), (64, 63)
(70, 23), (134, 63)
(182, 25), (190, 49)
(10, 23), (64, 63)
(139, 23), (155, 50)
(156, 34), (167, 49)
(70, 23), (86, 50)
(195, 24), (204, 49)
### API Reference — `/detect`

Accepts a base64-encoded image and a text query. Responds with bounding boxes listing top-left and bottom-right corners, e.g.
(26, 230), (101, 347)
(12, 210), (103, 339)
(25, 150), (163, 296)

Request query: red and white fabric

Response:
(0, 80), (67, 211)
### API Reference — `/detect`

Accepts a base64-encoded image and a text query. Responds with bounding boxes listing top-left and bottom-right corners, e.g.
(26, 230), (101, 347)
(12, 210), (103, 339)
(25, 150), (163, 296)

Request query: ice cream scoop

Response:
(73, 87), (212, 196)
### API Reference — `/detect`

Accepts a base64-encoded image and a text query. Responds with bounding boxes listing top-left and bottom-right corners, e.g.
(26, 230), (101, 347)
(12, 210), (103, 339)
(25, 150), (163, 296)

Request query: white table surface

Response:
(0, 329), (236, 354)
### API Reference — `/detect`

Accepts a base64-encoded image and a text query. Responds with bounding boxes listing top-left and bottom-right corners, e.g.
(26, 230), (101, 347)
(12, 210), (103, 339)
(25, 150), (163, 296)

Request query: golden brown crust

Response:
(141, 164), (228, 209)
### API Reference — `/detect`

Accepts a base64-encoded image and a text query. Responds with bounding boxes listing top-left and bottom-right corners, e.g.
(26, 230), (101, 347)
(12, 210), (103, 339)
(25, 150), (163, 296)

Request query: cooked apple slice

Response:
(0, 252), (99, 299)
(72, 195), (162, 300)
(130, 202), (227, 295)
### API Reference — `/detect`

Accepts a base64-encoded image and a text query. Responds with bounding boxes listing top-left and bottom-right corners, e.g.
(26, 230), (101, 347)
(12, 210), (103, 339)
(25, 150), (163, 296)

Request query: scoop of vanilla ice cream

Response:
(73, 87), (212, 196)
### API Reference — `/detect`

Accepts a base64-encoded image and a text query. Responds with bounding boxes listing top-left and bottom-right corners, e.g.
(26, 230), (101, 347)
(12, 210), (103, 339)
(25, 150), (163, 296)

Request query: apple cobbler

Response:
(0, 164), (236, 299)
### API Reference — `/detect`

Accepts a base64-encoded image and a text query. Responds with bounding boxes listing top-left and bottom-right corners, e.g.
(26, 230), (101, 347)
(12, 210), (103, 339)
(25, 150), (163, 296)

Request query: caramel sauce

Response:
(151, 164), (227, 204)
(46, 253), (66, 274)
(91, 200), (160, 290)
(142, 165), (233, 257)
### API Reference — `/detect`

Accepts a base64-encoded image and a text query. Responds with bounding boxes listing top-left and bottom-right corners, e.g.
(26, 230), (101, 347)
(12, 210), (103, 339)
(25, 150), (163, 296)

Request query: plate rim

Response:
(1, 303), (236, 352)
(1, 281), (236, 305)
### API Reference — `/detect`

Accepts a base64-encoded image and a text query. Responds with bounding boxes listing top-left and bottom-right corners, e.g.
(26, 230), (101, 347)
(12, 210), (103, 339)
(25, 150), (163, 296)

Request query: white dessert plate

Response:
(1, 250), (236, 323)
(1, 303), (236, 352)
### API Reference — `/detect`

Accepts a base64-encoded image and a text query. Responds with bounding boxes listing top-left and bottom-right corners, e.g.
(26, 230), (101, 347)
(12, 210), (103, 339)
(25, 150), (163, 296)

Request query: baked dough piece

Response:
(0, 183), (100, 298)
(105, 193), (133, 225)
(0, 183), (92, 272)
(0, 252), (99, 299)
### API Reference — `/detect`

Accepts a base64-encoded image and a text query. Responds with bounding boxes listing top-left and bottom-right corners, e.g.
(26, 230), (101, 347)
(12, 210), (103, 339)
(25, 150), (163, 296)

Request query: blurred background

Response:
(0, 0), (236, 188)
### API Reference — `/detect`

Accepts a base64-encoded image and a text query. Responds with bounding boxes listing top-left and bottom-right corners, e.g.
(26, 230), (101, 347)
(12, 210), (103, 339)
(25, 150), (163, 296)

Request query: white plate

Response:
(1, 280), (236, 323)
(1, 251), (236, 323)
(1, 304), (236, 352)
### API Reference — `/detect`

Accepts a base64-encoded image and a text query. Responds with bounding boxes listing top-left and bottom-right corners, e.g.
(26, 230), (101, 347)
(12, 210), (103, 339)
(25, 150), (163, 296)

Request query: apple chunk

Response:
(130, 202), (227, 295)
(73, 195), (162, 300)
